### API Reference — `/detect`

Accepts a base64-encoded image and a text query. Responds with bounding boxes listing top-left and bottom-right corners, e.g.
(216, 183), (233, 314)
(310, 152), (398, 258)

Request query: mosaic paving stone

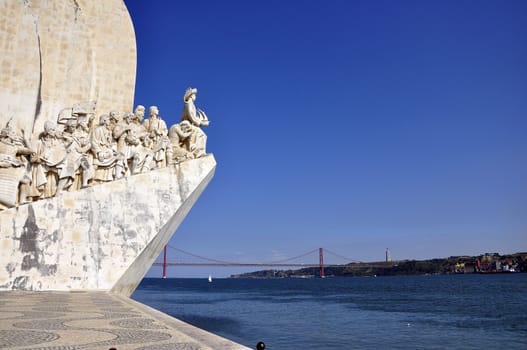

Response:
(18, 311), (66, 319)
(110, 318), (167, 329)
(90, 329), (172, 346)
(99, 312), (142, 319)
(0, 329), (60, 347)
(33, 306), (73, 312)
(0, 311), (22, 319)
(0, 292), (250, 350)
(20, 346), (81, 350)
(134, 343), (203, 350)
(14, 318), (73, 330)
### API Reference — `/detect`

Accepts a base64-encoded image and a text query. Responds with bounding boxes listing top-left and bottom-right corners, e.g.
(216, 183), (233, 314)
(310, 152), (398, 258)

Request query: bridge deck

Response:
(0, 291), (250, 350)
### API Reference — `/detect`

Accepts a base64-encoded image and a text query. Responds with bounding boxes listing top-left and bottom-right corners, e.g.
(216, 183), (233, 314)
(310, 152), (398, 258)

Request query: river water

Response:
(132, 274), (527, 349)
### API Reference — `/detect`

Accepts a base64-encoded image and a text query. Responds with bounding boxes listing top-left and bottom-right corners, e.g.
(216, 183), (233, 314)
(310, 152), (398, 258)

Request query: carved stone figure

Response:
(143, 106), (171, 168)
(90, 115), (122, 183)
(131, 105), (148, 142)
(30, 121), (70, 198)
(129, 111), (154, 173)
(113, 112), (142, 175)
(138, 136), (155, 172)
(61, 119), (94, 190)
(181, 87), (209, 127)
(168, 121), (195, 163)
(180, 88), (208, 157)
(0, 124), (33, 208)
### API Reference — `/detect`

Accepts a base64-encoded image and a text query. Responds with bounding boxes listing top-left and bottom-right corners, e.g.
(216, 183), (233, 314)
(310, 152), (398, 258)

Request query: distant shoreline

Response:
(230, 252), (527, 278)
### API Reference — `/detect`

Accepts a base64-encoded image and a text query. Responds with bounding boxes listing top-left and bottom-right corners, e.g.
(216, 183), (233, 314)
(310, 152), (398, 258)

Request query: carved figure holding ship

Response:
(181, 87), (209, 127)
(180, 87), (209, 157)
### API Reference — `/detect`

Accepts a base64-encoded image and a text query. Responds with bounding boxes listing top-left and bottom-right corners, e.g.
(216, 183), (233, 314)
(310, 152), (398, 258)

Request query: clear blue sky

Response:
(124, 0), (527, 278)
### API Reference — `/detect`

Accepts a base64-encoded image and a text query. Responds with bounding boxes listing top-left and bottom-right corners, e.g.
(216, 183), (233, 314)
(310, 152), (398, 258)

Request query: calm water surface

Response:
(132, 274), (527, 349)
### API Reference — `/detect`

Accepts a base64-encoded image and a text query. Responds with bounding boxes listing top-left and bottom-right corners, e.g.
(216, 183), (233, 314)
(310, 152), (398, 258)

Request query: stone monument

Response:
(0, 1), (216, 296)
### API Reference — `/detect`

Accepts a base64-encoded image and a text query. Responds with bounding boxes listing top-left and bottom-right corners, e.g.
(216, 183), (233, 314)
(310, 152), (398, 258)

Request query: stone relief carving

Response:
(0, 88), (210, 210)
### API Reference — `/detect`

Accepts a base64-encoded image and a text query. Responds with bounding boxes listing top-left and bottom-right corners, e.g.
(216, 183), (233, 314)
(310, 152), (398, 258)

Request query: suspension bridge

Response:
(152, 246), (394, 278)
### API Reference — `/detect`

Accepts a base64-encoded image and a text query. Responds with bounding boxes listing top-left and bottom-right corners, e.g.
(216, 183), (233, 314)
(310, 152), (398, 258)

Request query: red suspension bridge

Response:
(153, 245), (392, 278)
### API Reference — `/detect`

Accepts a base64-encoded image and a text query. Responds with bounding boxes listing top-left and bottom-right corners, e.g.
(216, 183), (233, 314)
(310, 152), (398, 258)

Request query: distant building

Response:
(386, 248), (391, 262)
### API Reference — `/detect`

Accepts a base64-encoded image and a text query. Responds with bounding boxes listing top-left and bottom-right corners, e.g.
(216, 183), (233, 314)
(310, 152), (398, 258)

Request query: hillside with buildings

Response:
(231, 252), (527, 278)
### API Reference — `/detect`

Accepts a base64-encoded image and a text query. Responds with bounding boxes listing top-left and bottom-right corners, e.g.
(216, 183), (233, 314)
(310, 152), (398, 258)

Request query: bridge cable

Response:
(166, 245), (238, 265)
(261, 248), (320, 264)
(323, 248), (362, 263)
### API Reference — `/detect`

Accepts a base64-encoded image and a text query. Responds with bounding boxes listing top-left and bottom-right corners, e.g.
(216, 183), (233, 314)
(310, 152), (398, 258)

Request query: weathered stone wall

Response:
(0, 0), (136, 142)
(0, 155), (216, 296)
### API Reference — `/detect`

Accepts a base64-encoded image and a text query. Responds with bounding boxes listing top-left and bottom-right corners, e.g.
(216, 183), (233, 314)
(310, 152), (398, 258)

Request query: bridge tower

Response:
(162, 246), (167, 279)
(319, 247), (325, 278)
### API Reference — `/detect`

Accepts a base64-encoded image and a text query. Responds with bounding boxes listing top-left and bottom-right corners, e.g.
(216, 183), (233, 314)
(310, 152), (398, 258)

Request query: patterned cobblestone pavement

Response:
(0, 291), (250, 350)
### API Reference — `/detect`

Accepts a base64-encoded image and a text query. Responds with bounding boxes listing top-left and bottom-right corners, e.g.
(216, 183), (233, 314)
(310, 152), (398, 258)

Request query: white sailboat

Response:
(208, 275), (212, 283)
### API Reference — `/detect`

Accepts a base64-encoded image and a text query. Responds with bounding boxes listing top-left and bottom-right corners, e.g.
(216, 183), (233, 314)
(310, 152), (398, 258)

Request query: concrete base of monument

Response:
(0, 155), (216, 297)
(0, 291), (251, 350)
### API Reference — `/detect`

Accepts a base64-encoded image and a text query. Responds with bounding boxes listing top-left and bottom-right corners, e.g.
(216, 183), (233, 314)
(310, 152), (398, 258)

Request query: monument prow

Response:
(0, 154), (215, 296)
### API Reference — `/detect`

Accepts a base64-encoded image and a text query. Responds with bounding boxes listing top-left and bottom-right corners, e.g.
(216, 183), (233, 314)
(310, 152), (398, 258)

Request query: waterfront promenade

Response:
(0, 291), (250, 350)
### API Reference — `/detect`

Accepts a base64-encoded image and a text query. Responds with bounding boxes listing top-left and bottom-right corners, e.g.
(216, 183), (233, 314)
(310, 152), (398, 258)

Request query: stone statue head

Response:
(149, 106), (159, 118)
(109, 110), (121, 122)
(44, 121), (57, 136)
(65, 119), (77, 133)
(78, 117), (89, 130)
(183, 87), (197, 102)
(99, 114), (110, 126)
(134, 105), (145, 122)
(179, 120), (192, 132)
